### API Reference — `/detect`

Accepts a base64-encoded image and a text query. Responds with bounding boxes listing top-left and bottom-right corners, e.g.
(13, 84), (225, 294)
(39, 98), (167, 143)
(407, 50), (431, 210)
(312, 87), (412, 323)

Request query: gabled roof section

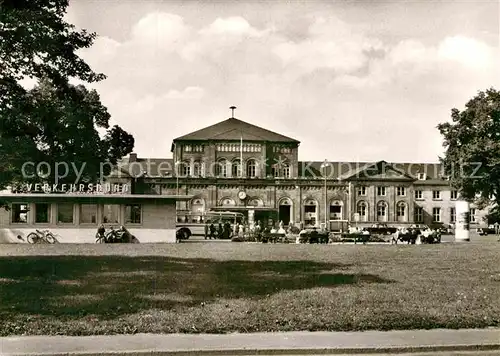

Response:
(173, 118), (299, 143)
(342, 161), (415, 181)
(107, 157), (175, 179)
(297, 160), (441, 181)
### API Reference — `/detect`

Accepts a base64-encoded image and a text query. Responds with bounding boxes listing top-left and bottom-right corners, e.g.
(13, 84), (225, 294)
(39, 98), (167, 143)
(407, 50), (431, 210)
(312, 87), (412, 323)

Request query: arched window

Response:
(181, 161), (191, 177)
(215, 159), (228, 177)
(191, 198), (205, 214)
(377, 201), (387, 222)
(282, 163), (290, 178)
(397, 201), (407, 222)
(246, 159), (257, 178)
(248, 198), (263, 207)
(220, 197), (236, 206)
(231, 159), (241, 178)
(272, 165), (279, 177)
(357, 201), (368, 222)
(304, 199), (318, 227)
(193, 161), (203, 177)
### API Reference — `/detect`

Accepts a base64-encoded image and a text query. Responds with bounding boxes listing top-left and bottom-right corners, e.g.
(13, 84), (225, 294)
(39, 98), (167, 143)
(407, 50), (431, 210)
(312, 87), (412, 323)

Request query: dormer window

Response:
(417, 173), (426, 180)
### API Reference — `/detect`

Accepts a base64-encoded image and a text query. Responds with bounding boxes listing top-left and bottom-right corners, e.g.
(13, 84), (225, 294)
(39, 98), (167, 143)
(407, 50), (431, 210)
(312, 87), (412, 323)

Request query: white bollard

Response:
(455, 200), (470, 242)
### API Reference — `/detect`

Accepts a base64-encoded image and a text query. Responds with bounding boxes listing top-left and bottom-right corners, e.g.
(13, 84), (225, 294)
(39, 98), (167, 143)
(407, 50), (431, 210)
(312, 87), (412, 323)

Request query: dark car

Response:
(366, 223), (397, 235)
(477, 227), (496, 236)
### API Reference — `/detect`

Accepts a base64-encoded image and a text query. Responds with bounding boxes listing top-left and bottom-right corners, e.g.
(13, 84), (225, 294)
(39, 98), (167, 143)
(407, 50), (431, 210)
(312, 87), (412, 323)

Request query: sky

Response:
(64, 0), (500, 163)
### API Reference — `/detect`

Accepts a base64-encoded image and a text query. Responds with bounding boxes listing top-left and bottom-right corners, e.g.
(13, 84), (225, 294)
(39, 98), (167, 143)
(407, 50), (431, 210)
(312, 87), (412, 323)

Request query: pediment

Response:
(344, 161), (415, 181)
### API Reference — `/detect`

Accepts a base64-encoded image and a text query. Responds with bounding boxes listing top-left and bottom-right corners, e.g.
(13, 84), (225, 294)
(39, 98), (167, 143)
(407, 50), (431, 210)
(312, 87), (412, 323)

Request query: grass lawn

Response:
(0, 237), (499, 336)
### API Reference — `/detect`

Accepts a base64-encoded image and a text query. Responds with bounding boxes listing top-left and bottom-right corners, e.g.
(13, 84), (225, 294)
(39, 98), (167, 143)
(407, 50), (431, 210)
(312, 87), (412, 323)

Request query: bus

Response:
(176, 211), (245, 239)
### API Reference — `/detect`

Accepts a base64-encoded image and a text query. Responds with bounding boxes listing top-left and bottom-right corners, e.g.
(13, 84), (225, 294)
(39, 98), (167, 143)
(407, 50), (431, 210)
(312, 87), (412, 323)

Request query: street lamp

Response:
(175, 161), (181, 214)
(175, 161), (181, 196)
(320, 159), (330, 231)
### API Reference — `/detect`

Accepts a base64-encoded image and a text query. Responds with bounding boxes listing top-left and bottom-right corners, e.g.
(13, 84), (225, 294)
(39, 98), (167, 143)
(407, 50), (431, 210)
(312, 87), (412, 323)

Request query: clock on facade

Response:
(238, 191), (247, 200)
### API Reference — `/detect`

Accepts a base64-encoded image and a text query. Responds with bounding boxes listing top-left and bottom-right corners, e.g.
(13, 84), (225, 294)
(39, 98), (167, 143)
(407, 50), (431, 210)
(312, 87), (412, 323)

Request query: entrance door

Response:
(279, 205), (291, 225)
(329, 205), (342, 220)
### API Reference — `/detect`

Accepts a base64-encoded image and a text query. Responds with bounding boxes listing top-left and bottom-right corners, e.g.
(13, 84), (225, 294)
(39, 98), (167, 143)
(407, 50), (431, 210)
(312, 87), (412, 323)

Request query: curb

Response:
(4, 345), (500, 356)
(2, 329), (500, 356)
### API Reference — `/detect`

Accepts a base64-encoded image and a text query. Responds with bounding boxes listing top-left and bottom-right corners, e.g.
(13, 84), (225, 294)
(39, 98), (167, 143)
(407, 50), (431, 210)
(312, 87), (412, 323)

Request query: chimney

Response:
(129, 153), (137, 163)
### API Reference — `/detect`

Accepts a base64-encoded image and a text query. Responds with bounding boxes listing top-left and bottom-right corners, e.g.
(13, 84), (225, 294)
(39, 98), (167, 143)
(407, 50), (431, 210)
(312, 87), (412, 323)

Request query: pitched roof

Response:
(298, 160), (447, 181)
(109, 155), (448, 183)
(173, 118), (299, 143)
(107, 158), (175, 178)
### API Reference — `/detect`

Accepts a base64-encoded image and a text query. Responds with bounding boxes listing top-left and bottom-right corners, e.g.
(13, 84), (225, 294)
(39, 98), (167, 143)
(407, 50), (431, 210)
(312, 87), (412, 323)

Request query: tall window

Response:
(358, 186), (367, 196)
(414, 190), (423, 199)
(232, 159), (241, 177)
(57, 203), (74, 224)
(450, 207), (456, 223)
(470, 208), (476, 223)
(12, 203), (28, 223)
(415, 207), (423, 223)
(181, 161), (191, 177)
(215, 159), (228, 177)
(272, 165), (279, 177)
(35, 203), (50, 223)
(125, 205), (142, 224)
(451, 190), (458, 200)
(282, 163), (290, 178)
(432, 190), (441, 200)
(80, 204), (97, 224)
(103, 204), (120, 224)
(357, 201), (367, 221)
(377, 201), (387, 221)
(246, 159), (256, 178)
(397, 187), (406, 196)
(397, 202), (406, 222)
(192, 161), (202, 177)
(377, 186), (386, 196)
(432, 207), (441, 222)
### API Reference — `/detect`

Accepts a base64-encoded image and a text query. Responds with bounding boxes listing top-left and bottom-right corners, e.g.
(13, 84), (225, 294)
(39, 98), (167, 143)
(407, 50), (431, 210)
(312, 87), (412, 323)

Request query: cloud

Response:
(273, 16), (385, 75)
(200, 16), (266, 37)
(164, 86), (205, 99)
(181, 16), (273, 62)
(438, 35), (495, 70)
(72, 8), (499, 162)
(130, 12), (191, 49)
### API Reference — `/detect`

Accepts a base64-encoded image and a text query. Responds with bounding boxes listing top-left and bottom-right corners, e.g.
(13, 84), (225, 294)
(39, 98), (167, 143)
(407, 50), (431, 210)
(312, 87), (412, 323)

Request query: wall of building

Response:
(0, 202), (177, 243)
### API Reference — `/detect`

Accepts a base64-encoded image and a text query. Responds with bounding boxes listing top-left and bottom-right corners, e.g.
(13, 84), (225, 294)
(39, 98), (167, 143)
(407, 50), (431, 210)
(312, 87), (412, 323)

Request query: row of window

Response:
(357, 186), (458, 200)
(355, 202), (477, 223)
(216, 144), (262, 153)
(272, 146), (293, 154)
(183, 145), (204, 153)
(178, 159), (291, 178)
(10, 203), (142, 225)
(414, 207), (477, 223)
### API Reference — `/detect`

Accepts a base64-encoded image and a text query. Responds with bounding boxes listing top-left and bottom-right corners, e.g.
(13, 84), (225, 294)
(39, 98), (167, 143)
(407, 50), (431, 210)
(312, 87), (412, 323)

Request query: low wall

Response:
(0, 228), (176, 244)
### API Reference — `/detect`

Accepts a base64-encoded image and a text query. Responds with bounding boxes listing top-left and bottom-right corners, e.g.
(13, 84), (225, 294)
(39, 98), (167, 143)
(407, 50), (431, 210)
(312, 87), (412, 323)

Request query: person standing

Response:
(204, 220), (210, 240)
(209, 222), (216, 239)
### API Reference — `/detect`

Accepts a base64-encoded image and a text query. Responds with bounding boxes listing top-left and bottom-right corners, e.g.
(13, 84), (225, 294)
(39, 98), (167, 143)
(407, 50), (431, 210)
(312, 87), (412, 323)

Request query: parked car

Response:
(477, 227), (496, 236)
(430, 224), (453, 234)
(366, 223), (397, 235)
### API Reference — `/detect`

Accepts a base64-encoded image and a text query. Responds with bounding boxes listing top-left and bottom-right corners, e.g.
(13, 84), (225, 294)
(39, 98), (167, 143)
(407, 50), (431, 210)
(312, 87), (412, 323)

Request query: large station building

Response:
(107, 116), (488, 230)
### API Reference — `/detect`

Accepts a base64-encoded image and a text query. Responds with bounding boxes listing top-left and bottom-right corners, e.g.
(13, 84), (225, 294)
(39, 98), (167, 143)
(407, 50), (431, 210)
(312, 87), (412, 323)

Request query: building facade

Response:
(107, 117), (489, 230)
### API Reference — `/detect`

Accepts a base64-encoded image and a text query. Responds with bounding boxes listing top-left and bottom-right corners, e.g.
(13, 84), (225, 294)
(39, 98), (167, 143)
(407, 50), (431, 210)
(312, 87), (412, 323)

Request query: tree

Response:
(0, 0), (134, 194)
(2, 79), (134, 190)
(437, 88), (500, 220)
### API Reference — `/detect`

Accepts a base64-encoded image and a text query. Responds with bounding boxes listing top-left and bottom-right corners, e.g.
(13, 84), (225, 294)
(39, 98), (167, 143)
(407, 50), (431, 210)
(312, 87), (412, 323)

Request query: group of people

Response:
(203, 219), (296, 241)
(392, 226), (441, 244)
(204, 220), (233, 239)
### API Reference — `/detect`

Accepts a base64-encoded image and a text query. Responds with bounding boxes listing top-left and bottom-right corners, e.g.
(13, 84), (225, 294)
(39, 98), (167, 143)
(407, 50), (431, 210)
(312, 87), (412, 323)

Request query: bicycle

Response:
(27, 229), (56, 244)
